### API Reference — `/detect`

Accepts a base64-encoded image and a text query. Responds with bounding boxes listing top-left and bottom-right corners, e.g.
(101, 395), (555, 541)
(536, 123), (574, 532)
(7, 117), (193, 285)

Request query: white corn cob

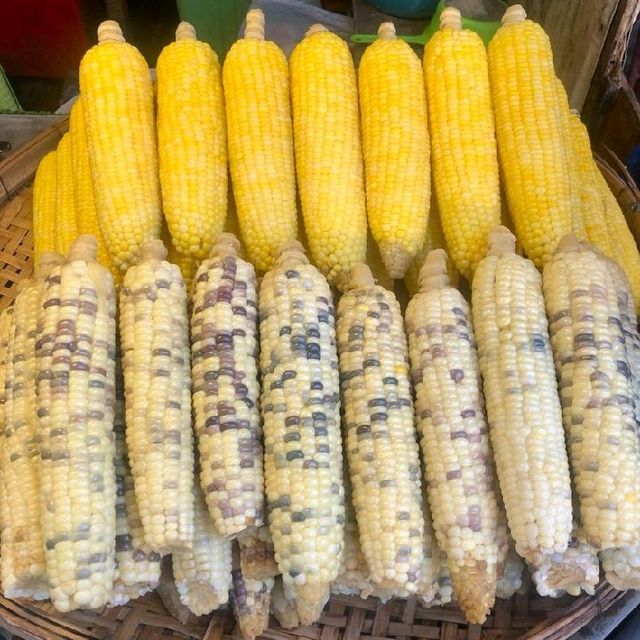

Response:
(120, 239), (194, 553)
(337, 263), (424, 593)
(1, 253), (63, 600)
(542, 236), (640, 550)
(406, 249), (500, 623)
(37, 235), (117, 612)
(270, 576), (299, 629)
(231, 555), (273, 640)
(472, 226), (573, 567)
(600, 546), (640, 590)
(259, 241), (345, 625)
(172, 486), (233, 615)
(191, 233), (264, 537)
(111, 365), (161, 606)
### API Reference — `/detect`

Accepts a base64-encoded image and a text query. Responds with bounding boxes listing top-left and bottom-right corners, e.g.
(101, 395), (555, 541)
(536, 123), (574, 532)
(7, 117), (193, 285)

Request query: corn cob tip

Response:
(417, 248), (450, 291)
(97, 20), (125, 43)
(67, 234), (97, 262)
(37, 251), (65, 278)
(210, 232), (241, 259)
(244, 9), (265, 40)
(293, 583), (330, 626)
(487, 225), (516, 257)
(440, 7), (462, 30)
(379, 243), (412, 279)
(347, 263), (375, 290)
(450, 567), (495, 625)
(175, 21), (197, 41)
(377, 22), (396, 39)
(556, 234), (581, 253)
(502, 4), (526, 26)
(138, 238), (168, 262)
(306, 23), (329, 37)
(275, 240), (309, 266)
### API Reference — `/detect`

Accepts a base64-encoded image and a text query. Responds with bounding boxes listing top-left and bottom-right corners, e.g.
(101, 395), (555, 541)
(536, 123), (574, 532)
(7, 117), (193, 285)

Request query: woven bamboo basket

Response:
(0, 120), (637, 640)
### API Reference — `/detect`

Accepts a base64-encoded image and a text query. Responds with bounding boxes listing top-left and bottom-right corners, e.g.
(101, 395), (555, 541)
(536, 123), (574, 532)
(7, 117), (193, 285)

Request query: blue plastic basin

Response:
(368, 0), (439, 19)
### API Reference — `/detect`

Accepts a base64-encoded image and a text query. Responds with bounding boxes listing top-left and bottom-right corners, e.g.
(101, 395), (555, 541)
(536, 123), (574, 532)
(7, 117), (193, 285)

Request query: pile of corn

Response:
(8, 1), (640, 632)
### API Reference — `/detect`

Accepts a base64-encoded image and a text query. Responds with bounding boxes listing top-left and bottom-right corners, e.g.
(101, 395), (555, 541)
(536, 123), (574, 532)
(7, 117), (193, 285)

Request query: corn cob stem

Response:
(38, 235), (117, 611)
(120, 239), (194, 553)
(259, 241), (345, 625)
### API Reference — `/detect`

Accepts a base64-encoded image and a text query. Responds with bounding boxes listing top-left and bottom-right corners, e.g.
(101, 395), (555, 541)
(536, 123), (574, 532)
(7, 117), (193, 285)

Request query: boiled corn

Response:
(32, 151), (58, 264)
(54, 133), (78, 257)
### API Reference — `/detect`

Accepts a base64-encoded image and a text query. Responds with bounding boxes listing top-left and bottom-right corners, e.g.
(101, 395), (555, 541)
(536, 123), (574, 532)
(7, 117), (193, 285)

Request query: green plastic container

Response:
(352, 0), (504, 47)
(176, 0), (251, 58)
(0, 65), (21, 113)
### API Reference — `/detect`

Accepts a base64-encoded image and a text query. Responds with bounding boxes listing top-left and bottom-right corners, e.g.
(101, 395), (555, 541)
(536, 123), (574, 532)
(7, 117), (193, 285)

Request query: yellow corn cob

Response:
(270, 577), (299, 629)
(191, 233), (264, 537)
(69, 97), (117, 279)
(405, 204), (457, 296)
(157, 22), (227, 263)
(32, 151), (58, 264)
(567, 112), (612, 253)
(167, 240), (199, 288)
(1, 254), (63, 600)
(110, 365), (161, 606)
(487, 6), (572, 266)
(223, 9), (297, 273)
(37, 236), (117, 612)
(593, 162), (640, 310)
(79, 20), (162, 272)
(472, 226), (573, 567)
(543, 237), (640, 549)
(238, 526), (278, 581)
(171, 486), (233, 616)
(358, 22), (429, 278)
(406, 249), (500, 623)
(553, 79), (585, 241)
(54, 133), (78, 257)
(231, 551), (273, 640)
(336, 264), (424, 592)
(290, 24), (367, 289)
(259, 241), (345, 625)
(120, 239), (194, 553)
(424, 8), (501, 279)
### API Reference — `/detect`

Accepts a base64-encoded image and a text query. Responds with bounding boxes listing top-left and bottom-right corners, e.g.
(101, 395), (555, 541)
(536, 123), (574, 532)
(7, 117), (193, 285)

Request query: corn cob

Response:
(37, 235), (117, 612)
(270, 576), (299, 629)
(600, 546), (640, 590)
(424, 8), (500, 279)
(238, 526), (278, 581)
(79, 20), (161, 272)
(567, 112), (612, 253)
(157, 558), (197, 625)
(472, 226), (573, 567)
(69, 97), (116, 277)
(593, 162), (640, 311)
(336, 264), (424, 592)
(171, 486), (233, 616)
(157, 22), (227, 264)
(191, 233), (264, 537)
(120, 239), (194, 553)
(543, 237), (640, 550)
(223, 9), (297, 273)
(54, 133), (78, 257)
(1, 254), (63, 600)
(259, 241), (345, 624)
(487, 6), (572, 267)
(406, 249), (500, 623)
(231, 550), (273, 640)
(111, 365), (161, 606)
(32, 151), (58, 264)
(495, 531), (524, 599)
(167, 240), (199, 288)
(290, 24), (367, 289)
(358, 22), (429, 278)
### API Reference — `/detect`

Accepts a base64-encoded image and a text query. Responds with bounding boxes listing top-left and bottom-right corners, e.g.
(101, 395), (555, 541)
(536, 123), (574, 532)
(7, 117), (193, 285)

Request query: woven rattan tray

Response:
(0, 122), (637, 640)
